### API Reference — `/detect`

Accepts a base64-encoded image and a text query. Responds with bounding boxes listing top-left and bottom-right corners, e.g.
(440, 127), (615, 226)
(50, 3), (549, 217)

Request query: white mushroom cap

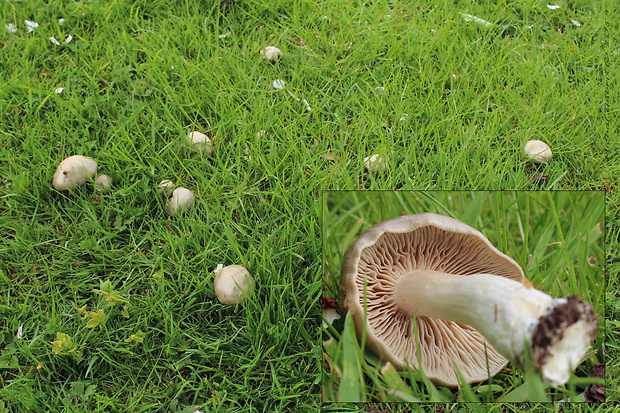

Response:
(158, 179), (175, 196)
(524, 140), (553, 164)
(261, 46), (282, 61)
(363, 154), (387, 174)
(52, 155), (98, 190)
(214, 265), (255, 305)
(165, 187), (195, 217)
(95, 174), (112, 193)
(188, 131), (214, 154)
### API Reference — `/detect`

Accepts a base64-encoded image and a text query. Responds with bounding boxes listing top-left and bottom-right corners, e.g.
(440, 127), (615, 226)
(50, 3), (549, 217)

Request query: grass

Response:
(322, 191), (605, 402)
(0, 0), (617, 411)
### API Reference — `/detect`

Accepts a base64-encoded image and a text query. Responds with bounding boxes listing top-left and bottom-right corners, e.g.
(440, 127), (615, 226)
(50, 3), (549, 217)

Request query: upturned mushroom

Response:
(52, 155), (98, 190)
(165, 187), (195, 217)
(214, 265), (255, 305)
(339, 213), (598, 387)
(524, 140), (553, 164)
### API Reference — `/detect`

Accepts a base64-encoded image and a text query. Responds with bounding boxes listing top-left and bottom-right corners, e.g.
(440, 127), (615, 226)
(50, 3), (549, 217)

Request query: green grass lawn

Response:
(0, 0), (618, 411)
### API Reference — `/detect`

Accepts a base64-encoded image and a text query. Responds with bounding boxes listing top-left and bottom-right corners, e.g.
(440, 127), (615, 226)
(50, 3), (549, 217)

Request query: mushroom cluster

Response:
(52, 155), (111, 192)
(339, 213), (598, 387)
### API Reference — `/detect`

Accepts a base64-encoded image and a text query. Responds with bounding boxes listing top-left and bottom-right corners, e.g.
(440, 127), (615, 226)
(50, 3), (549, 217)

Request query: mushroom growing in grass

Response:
(188, 131), (214, 154)
(524, 140), (553, 164)
(158, 179), (175, 196)
(261, 46), (282, 61)
(52, 155), (98, 190)
(364, 154), (386, 174)
(214, 265), (255, 305)
(95, 174), (112, 193)
(340, 213), (598, 387)
(165, 187), (195, 217)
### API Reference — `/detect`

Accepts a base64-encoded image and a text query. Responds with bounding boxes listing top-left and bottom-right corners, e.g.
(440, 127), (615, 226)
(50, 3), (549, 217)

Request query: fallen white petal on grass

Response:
(6, 23), (16, 33)
(213, 264), (224, 274)
(302, 99), (312, 112)
(59, 18), (65, 25)
(376, 86), (385, 91)
(50, 36), (61, 45)
(460, 13), (493, 27)
(25, 20), (39, 32)
(218, 32), (231, 38)
(400, 113), (409, 121)
(272, 79), (286, 89)
(547, 4), (560, 9)
(55, 87), (64, 94)
(65, 34), (72, 43)
(16, 324), (23, 340)
(256, 130), (266, 138)
(571, 19), (581, 27)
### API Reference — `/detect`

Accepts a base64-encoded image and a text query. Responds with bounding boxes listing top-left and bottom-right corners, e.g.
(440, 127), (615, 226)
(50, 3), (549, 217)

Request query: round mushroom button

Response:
(214, 265), (255, 305)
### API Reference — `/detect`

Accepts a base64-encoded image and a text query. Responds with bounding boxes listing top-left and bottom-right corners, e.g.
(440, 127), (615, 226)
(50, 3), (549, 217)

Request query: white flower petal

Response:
(6, 23), (16, 33)
(16, 324), (23, 340)
(547, 4), (560, 9)
(25, 20), (39, 32)
(460, 13), (493, 27)
(302, 99), (311, 112)
(272, 79), (286, 89)
(65, 34), (73, 43)
(59, 18), (65, 25)
(400, 113), (409, 121)
(571, 19), (581, 27)
(213, 264), (224, 274)
(55, 87), (64, 94)
(50, 36), (61, 45)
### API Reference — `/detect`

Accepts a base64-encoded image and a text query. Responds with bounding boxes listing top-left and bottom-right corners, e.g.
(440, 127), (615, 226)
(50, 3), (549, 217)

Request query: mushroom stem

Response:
(393, 271), (598, 386)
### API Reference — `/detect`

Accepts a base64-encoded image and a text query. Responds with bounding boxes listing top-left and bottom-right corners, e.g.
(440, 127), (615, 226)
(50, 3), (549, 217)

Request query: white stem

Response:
(394, 270), (598, 386)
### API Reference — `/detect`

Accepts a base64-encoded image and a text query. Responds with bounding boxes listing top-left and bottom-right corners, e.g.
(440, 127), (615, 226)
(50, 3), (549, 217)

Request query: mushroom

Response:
(188, 131), (214, 154)
(213, 265), (255, 304)
(364, 154), (386, 174)
(158, 179), (175, 196)
(339, 213), (598, 387)
(261, 46), (282, 61)
(52, 155), (98, 190)
(524, 140), (552, 164)
(95, 174), (112, 193)
(165, 187), (195, 217)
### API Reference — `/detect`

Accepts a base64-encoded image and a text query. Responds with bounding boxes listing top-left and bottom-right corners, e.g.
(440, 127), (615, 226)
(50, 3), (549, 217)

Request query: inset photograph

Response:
(322, 191), (604, 402)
